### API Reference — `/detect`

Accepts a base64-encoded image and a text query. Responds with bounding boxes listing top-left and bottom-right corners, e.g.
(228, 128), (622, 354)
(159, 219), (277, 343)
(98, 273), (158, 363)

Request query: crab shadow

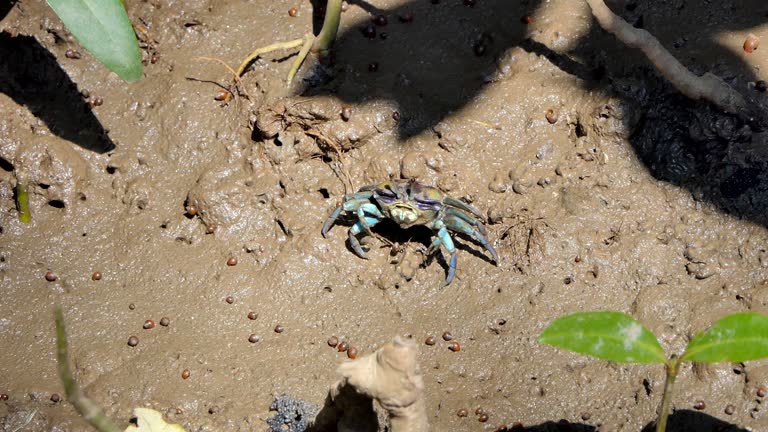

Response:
(640, 409), (750, 432)
(0, 32), (115, 153)
(295, 0), (768, 228)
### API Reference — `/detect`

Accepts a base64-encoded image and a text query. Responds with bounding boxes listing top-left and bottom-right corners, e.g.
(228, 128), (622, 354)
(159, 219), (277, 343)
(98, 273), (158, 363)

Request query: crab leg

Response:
(321, 195), (375, 236)
(444, 214), (499, 264)
(348, 216), (381, 259)
(444, 197), (485, 220)
(357, 203), (384, 235)
(433, 221), (458, 286)
(445, 207), (487, 236)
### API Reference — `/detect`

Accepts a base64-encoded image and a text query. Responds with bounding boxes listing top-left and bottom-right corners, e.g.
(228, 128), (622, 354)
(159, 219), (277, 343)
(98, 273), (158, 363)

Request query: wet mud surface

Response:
(2, 0), (768, 430)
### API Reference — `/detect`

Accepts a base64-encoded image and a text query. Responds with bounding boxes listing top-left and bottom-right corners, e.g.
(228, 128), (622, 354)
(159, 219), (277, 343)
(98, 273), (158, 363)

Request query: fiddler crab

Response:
(321, 179), (499, 285)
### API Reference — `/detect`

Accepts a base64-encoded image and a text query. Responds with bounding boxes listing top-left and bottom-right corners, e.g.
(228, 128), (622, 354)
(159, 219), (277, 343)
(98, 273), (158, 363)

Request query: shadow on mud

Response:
(0, 32), (115, 153)
(641, 409), (750, 432)
(295, 0), (768, 227)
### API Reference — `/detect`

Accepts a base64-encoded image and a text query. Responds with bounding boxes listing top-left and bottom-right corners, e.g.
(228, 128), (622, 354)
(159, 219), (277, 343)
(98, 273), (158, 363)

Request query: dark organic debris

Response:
(266, 395), (319, 432)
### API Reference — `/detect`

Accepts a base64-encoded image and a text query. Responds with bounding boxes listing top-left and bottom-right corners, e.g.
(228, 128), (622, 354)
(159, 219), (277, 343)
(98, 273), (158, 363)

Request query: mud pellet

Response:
(181, 369), (190, 379)
(457, 408), (468, 417)
(521, 15), (534, 24)
(129, 303), (136, 310)
(248, 311), (258, 320)
(374, 15), (388, 26)
(347, 347), (358, 359)
(545, 109), (558, 124)
(90, 96), (103, 107)
(127, 336), (139, 347)
(143, 320), (155, 330)
(363, 25), (376, 39)
(65, 49), (81, 59)
(399, 12), (414, 23)
(756, 80), (767, 92)
(159, 317), (170, 326)
(581, 412), (591, 421)
(206, 225), (216, 234)
(758, 386), (766, 398)
(479, 413), (489, 423)
(80, 89), (90, 99)
(341, 2), (348, 12)
(725, 404), (735, 415)
(214, 91), (230, 101)
(448, 341), (461, 352)
(274, 324), (284, 333)
(575, 256), (581, 263)
(744, 34), (760, 53)
(693, 400), (706, 410)
(425, 336), (436, 346)
(328, 336), (339, 347)
(45, 271), (58, 282)
(248, 334), (261, 343)
(341, 106), (352, 121)
(50, 393), (61, 403)
(91, 271), (102, 281)
(337, 341), (349, 352)
(186, 204), (198, 216)
(288, 7), (298, 17)
(392, 111), (400, 121)
(442, 331), (454, 341)
(475, 407), (485, 415)
(0, 394), (8, 400)
(226, 257), (237, 266)
(225, 296), (234, 304)
(368, 62), (379, 72)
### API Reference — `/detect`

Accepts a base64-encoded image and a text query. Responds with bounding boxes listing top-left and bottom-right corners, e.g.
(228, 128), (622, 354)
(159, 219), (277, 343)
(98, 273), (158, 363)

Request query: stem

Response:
(15, 182), (31, 224)
(656, 355), (680, 432)
(54, 306), (122, 432)
(311, 0), (342, 56)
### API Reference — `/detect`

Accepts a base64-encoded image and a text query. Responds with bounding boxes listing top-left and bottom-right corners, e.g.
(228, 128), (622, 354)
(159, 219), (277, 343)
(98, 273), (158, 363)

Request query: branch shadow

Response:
(294, 0), (768, 227)
(0, 32), (115, 153)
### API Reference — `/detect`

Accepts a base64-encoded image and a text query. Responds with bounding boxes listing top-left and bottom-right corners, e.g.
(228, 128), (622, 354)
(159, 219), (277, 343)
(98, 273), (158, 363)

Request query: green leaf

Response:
(47, 0), (142, 82)
(682, 313), (768, 363)
(124, 408), (187, 432)
(539, 311), (667, 364)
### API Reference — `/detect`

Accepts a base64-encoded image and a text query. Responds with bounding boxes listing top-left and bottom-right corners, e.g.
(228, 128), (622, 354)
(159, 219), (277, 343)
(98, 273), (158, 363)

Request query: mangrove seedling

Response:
(46, 0), (143, 82)
(539, 311), (768, 432)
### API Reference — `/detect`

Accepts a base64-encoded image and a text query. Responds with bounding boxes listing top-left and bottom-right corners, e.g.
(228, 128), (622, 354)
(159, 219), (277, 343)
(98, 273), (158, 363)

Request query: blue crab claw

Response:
(321, 192), (375, 237)
(444, 197), (486, 221)
(435, 226), (458, 286)
(348, 216), (381, 259)
(444, 214), (499, 264)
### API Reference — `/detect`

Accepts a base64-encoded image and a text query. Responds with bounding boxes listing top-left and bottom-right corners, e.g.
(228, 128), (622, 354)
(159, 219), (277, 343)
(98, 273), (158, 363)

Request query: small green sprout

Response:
(539, 311), (768, 432)
(46, 0), (142, 82)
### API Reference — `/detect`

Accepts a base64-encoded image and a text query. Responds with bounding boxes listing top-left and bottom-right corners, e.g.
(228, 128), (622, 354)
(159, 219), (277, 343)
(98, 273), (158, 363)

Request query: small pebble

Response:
(457, 408), (468, 417)
(475, 407), (485, 415)
(442, 331), (454, 341)
(693, 400), (706, 410)
(744, 34), (760, 53)
(756, 80), (767, 92)
(185, 204), (197, 216)
(91, 271), (102, 281)
(341, 106), (352, 121)
(226, 257), (237, 266)
(127, 336), (139, 347)
(206, 225), (216, 234)
(328, 336), (339, 347)
(181, 369), (190, 379)
(479, 413), (489, 423)
(225, 296), (234, 304)
(448, 341), (461, 352)
(341, 2), (348, 12)
(159, 317), (170, 326)
(724, 404), (735, 415)
(0, 394), (8, 401)
(368, 62), (379, 72)
(288, 7), (298, 17)
(89, 96), (103, 107)
(50, 393), (61, 403)
(143, 320), (155, 329)
(545, 109), (558, 124)
(45, 271), (58, 282)
(274, 324), (284, 333)
(65, 49), (81, 59)
(248, 334), (261, 343)
(128, 303), (136, 310)
(425, 336), (436, 346)
(80, 89), (90, 99)
(581, 412), (591, 421)
(758, 386), (766, 397)
(247, 311), (258, 320)
(363, 25), (376, 39)
(337, 341), (349, 352)
(399, 12), (414, 23)
(347, 347), (358, 359)
(374, 15), (388, 26)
